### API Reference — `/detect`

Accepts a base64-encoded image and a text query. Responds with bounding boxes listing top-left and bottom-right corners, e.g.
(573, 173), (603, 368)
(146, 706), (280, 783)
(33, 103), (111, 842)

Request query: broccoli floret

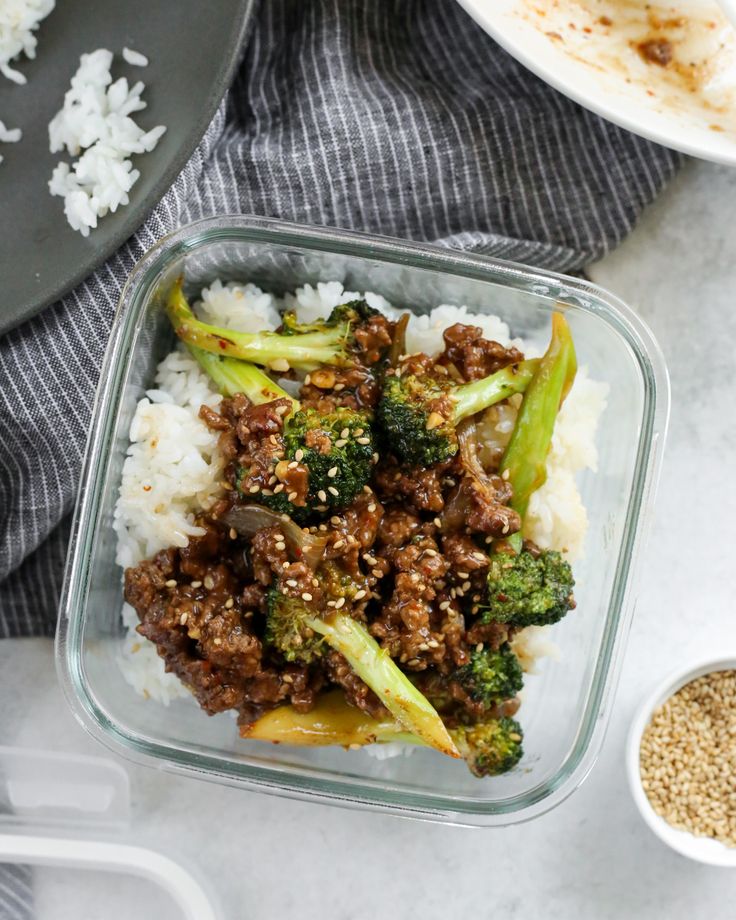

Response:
(377, 359), (540, 467)
(265, 590), (324, 663)
(245, 690), (523, 777)
(167, 281), (384, 372)
(482, 549), (575, 628)
(450, 717), (524, 777)
(264, 586), (458, 756)
(453, 643), (524, 705)
(283, 407), (375, 508)
(280, 299), (378, 336)
(234, 406), (376, 519)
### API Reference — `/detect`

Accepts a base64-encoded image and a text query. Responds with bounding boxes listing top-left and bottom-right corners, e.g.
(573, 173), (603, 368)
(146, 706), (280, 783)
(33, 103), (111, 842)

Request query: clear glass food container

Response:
(56, 216), (668, 826)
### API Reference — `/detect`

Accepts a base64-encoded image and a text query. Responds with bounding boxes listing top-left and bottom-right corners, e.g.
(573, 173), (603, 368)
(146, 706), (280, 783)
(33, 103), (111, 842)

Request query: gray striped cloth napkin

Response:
(0, 865), (32, 920)
(0, 0), (681, 640)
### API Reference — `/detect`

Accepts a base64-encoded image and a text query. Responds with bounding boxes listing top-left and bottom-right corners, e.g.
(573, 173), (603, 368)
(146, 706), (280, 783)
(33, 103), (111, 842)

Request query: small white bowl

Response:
(626, 655), (736, 867)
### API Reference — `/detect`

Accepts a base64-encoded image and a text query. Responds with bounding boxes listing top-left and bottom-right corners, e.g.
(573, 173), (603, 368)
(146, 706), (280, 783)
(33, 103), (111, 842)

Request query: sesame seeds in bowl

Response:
(627, 657), (736, 866)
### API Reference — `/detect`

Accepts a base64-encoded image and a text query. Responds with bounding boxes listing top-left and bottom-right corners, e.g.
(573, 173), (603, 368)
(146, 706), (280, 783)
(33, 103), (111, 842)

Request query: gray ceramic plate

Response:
(0, 0), (253, 334)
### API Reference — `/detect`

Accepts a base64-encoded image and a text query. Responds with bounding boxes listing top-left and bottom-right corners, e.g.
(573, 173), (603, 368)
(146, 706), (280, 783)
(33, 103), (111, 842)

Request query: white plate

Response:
(457, 0), (736, 165)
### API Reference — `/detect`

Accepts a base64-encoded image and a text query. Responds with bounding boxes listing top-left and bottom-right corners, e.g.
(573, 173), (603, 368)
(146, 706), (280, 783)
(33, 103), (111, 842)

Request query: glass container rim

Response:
(56, 215), (670, 826)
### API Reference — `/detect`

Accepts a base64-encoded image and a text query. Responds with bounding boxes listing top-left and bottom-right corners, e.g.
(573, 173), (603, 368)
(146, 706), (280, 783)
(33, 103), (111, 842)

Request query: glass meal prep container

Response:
(56, 216), (669, 826)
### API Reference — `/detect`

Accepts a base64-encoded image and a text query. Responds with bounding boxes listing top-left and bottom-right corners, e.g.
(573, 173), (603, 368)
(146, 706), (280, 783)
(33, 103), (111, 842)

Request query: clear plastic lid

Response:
(0, 747), (219, 920)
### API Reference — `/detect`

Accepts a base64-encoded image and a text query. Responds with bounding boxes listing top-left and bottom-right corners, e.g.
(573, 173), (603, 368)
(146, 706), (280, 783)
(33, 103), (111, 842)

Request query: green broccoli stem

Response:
(500, 313), (577, 552)
(188, 344), (300, 409)
(166, 279), (348, 371)
(451, 359), (540, 423)
(303, 612), (459, 758)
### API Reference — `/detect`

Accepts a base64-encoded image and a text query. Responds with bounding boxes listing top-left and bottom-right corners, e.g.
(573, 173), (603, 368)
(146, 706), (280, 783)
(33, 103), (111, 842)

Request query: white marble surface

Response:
(3, 159), (736, 919)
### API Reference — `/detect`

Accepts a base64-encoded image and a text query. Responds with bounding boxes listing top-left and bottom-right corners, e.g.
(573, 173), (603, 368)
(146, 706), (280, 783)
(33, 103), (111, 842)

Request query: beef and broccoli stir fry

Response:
(123, 281), (578, 777)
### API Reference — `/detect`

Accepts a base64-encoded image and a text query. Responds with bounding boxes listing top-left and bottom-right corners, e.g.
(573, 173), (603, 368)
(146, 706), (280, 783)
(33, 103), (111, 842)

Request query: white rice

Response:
(0, 118), (21, 165)
(115, 281), (607, 727)
(122, 47), (148, 68)
(48, 48), (166, 236)
(0, 0), (54, 85)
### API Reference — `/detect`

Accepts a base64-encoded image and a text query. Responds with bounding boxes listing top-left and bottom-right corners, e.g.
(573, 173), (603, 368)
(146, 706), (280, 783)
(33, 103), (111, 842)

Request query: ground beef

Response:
(373, 457), (449, 513)
(299, 365), (379, 413)
(353, 313), (395, 365)
(377, 508), (423, 547)
(440, 323), (524, 380)
(124, 525), (320, 723)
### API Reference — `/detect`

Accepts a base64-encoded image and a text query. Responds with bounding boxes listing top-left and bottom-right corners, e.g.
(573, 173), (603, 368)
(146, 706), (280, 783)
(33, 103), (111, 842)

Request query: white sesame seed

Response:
(372, 568), (383, 578)
(165, 579), (177, 588)
(331, 516), (342, 526)
(288, 491), (298, 502)
(367, 503), (377, 513)
(333, 540), (345, 549)
(335, 439), (347, 448)
(357, 437), (371, 445)
(327, 600), (336, 607)
(286, 579), (298, 587)
(249, 484), (260, 494)
(274, 483), (285, 494)
(457, 571), (469, 579)
(354, 589), (366, 600)
(334, 596), (346, 608)
(340, 428), (350, 439)
(476, 643), (484, 653)
(213, 637), (222, 645)
(328, 486), (339, 496)
(179, 613), (188, 625)
(328, 466), (338, 478)
(275, 541), (286, 552)
(294, 449), (304, 461)
(317, 490), (327, 502)
(190, 580), (202, 589)
(372, 452), (379, 463)
(225, 598), (234, 609)
(439, 600), (451, 611)
(229, 528), (238, 540)
(203, 575), (215, 590)
(433, 518), (442, 528)
(301, 592), (313, 601)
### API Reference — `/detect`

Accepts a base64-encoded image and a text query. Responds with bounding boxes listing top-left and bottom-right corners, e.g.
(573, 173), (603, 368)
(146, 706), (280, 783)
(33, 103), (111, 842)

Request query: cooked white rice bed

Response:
(115, 280), (608, 722)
